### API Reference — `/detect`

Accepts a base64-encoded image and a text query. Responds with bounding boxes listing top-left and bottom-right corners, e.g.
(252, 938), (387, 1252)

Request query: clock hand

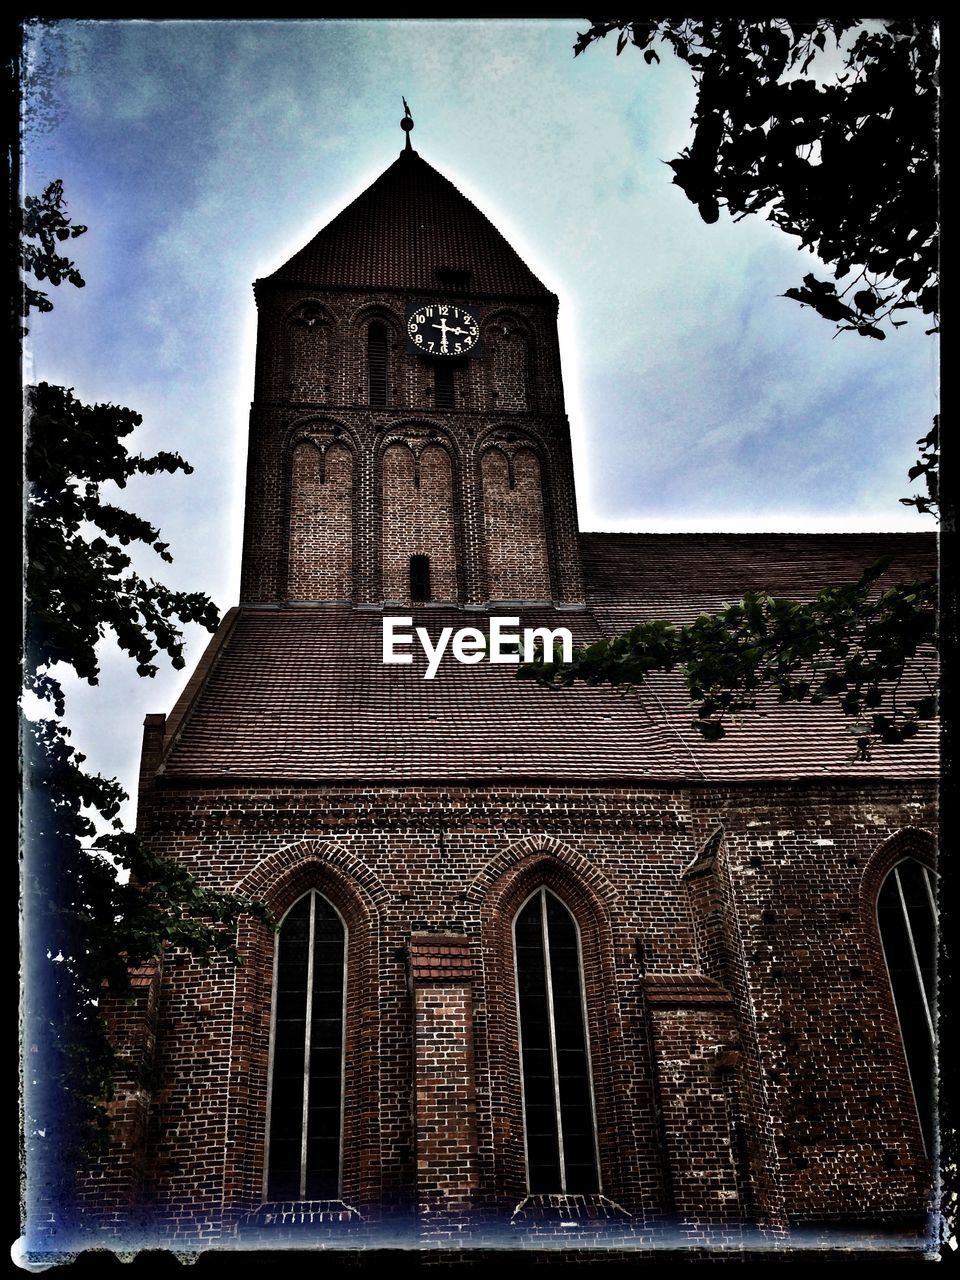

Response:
(429, 321), (471, 350)
(430, 317), (452, 352)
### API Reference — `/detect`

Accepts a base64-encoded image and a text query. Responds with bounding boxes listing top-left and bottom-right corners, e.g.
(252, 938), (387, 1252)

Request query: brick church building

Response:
(90, 125), (937, 1255)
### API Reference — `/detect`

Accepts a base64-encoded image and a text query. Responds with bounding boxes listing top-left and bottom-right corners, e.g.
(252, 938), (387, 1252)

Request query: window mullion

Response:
(540, 888), (567, 1193)
(922, 865), (937, 916)
(895, 866), (935, 1043)
(300, 891), (317, 1199)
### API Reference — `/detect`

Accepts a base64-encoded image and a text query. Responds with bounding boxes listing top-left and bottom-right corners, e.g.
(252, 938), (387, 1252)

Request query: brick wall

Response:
(381, 442), (459, 603)
(409, 935), (479, 1241)
(81, 774), (935, 1249)
(287, 440), (353, 599)
(481, 448), (550, 600)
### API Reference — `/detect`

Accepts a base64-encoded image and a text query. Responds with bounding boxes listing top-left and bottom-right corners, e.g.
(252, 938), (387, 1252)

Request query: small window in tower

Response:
(434, 363), (455, 409)
(410, 555), (431, 602)
(435, 268), (472, 292)
(368, 322), (388, 406)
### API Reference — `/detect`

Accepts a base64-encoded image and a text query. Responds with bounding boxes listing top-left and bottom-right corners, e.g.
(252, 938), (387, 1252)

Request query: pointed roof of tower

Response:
(263, 148), (553, 300)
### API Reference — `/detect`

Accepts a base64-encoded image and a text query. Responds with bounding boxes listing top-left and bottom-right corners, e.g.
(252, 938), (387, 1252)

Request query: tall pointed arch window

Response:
(877, 858), (936, 1153)
(266, 891), (346, 1200)
(514, 887), (600, 1193)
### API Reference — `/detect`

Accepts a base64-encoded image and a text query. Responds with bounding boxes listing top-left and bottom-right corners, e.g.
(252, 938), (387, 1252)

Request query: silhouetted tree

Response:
(20, 181), (269, 1241)
(520, 19), (939, 750)
(575, 19), (938, 341)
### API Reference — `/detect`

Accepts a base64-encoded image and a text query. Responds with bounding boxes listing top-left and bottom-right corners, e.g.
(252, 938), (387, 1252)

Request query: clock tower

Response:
(239, 129), (584, 610)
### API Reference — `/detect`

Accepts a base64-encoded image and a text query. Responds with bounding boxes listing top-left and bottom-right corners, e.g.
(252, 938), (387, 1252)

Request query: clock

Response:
(406, 302), (480, 358)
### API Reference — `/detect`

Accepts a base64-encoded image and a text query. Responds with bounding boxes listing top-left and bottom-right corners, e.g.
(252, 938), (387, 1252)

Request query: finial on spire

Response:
(401, 97), (414, 151)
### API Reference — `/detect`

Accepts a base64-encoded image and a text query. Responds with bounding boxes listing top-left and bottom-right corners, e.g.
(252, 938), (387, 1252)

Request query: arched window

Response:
(877, 858), (936, 1153)
(367, 322), (388, 406)
(266, 891), (346, 1200)
(514, 887), (600, 1193)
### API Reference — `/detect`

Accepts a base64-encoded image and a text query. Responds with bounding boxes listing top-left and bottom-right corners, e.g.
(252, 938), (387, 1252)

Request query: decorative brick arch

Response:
(222, 842), (385, 1219)
(465, 833), (620, 909)
(469, 838), (651, 1215)
(859, 826), (936, 915)
(283, 414), (362, 456)
(347, 300), (404, 331)
(473, 419), (551, 461)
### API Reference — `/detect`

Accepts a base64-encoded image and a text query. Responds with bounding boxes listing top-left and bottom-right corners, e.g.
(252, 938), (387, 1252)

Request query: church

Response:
(85, 118), (937, 1257)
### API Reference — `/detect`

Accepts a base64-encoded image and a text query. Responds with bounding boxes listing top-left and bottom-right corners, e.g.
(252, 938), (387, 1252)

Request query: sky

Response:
(21, 18), (938, 824)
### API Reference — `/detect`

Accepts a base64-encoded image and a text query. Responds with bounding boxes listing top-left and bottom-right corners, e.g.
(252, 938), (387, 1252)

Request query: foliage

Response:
(575, 18), (938, 340)
(520, 558), (937, 754)
(549, 18), (939, 752)
(22, 717), (262, 1204)
(900, 417), (939, 519)
(20, 179), (87, 326)
(25, 382), (220, 712)
(20, 188), (271, 1227)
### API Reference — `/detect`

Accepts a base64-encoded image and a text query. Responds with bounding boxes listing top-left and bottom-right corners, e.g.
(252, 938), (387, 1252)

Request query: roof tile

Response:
(264, 149), (552, 300)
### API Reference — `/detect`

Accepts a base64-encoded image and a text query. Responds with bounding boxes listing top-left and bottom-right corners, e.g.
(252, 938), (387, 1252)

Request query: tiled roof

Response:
(158, 533), (937, 785)
(264, 149), (553, 300)
(582, 531), (938, 782)
(581, 531), (934, 621)
(161, 606), (685, 782)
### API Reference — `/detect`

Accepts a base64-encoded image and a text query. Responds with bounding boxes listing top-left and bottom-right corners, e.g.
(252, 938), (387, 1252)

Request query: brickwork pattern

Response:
(412, 974), (480, 1241)
(484, 314), (532, 411)
(481, 447), (550, 600)
(287, 440), (353, 599)
(79, 964), (162, 1230)
(381, 442), (459, 603)
(81, 772), (936, 1250)
(282, 303), (336, 402)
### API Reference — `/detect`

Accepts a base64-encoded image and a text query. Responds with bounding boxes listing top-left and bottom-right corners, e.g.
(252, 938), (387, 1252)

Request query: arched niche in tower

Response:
(283, 301), (336, 404)
(480, 433), (551, 602)
(380, 430), (459, 604)
(287, 429), (354, 601)
(483, 311), (534, 411)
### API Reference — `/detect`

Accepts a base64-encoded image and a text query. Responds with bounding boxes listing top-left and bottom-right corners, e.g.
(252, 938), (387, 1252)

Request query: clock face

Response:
(406, 302), (480, 358)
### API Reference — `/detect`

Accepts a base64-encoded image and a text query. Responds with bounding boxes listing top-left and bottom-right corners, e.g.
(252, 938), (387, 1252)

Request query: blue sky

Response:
(22, 18), (938, 820)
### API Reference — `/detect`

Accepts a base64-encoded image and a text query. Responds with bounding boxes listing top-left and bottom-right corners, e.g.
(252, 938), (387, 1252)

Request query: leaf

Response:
(853, 288), (880, 314)
(644, 48), (660, 64)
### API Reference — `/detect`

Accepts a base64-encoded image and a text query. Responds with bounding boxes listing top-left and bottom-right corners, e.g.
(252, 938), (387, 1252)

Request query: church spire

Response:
(401, 97), (414, 151)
